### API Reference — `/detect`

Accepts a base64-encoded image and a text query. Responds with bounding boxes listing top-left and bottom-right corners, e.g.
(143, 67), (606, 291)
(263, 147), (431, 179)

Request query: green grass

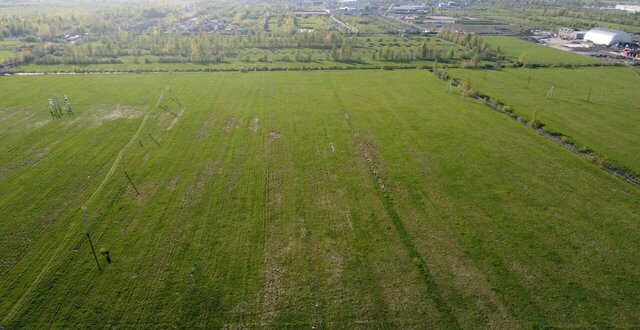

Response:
(0, 50), (16, 62)
(449, 66), (640, 175)
(484, 36), (604, 65)
(0, 70), (639, 328)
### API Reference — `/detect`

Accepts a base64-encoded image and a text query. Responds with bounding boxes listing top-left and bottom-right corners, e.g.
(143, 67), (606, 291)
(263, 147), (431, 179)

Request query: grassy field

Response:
(1, 70), (639, 328)
(483, 36), (604, 65)
(453, 7), (640, 34)
(448, 66), (640, 175)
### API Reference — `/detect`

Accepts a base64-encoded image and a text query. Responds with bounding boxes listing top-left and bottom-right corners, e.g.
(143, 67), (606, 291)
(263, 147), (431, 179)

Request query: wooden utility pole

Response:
(124, 168), (140, 196)
(83, 207), (101, 271)
(148, 132), (161, 147)
(87, 232), (101, 271)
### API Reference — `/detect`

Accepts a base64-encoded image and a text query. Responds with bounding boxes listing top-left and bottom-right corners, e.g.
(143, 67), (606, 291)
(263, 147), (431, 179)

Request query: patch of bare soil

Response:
(268, 131), (281, 139)
(76, 105), (146, 126)
(251, 117), (260, 133)
(262, 238), (297, 324)
(196, 113), (219, 138)
(167, 174), (182, 193)
(32, 119), (49, 129)
(356, 135), (386, 191)
(180, 160), (219, 211)
(223, 117), (236, 133)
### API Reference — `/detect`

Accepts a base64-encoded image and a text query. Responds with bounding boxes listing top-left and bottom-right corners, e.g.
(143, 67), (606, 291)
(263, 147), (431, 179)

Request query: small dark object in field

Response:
(101, 249), (112, 263)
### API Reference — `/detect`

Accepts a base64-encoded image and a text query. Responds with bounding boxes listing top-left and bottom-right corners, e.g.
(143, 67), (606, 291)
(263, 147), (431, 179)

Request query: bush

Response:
(531, 120), (544, 129)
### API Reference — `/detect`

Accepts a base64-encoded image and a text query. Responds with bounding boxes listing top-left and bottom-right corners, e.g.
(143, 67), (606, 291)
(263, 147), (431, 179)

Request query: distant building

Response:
(391, 5), (427, 14)
(334, 6), (359, 14)
(615, 4), (640, 13)
(584, 28), (632, 46)
(559, 28), (585, 40)
(336, 0), (358, 5)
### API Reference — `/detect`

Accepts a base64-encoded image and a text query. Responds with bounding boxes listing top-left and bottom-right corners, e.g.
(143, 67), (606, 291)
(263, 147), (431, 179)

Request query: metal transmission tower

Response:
(155, 86), (182, 117)
(546, 86), (555, 99)
(63, 95), (74, 115)
(48, 94), (73, 119)
(48, 96), (62, 119)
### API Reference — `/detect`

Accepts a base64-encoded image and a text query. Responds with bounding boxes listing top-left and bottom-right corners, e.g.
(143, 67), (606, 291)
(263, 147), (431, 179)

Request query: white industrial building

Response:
(584, 28), (632, 46)
(615, 4), (640, 13)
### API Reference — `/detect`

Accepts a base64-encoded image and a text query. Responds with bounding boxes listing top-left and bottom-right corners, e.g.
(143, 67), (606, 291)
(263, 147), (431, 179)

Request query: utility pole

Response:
(148, 132), (161, 147)
(124, 167), (140, 196)
(82, 207), (101, 271)
(546, 86), (554, 99)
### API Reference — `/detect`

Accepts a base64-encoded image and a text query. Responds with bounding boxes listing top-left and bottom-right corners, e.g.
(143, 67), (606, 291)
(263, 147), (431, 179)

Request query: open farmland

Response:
(448, 66), (640, 176)
(1, 70), (639, 328)
(483, 36), (604, 66)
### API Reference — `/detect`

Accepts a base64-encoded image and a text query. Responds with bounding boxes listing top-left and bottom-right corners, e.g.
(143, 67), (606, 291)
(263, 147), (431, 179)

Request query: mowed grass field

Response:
(1, 71), (639, 328)
(449, 66), (640, 175)
(483, 36), (604, 65)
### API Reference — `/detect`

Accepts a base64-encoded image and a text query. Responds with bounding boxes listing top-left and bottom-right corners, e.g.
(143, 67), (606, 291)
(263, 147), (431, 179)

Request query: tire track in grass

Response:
(327, 76), (461, 330)
(261, 80), (323, 326)
(364, 80), (528, 327)
(1, 114), (149, 327)
(126, 85), (229, 325)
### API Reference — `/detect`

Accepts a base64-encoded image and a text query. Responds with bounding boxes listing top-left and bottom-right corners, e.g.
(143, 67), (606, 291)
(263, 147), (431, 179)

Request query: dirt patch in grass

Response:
(356, 135), (386, 191)
(99, 105), (145, 122)
(73, 105), (146, 126)
(196, 113), (219, 138)
(167, 174), (182, 193)
(180, 160), (219, 210)
(268, 131), (281, 139)
(223, 117), (236, 133)
(32, 119), (49, 129)
(251, 117), (260, 133)
(269, 191), (283, 206)
(262, 238), (297, 324)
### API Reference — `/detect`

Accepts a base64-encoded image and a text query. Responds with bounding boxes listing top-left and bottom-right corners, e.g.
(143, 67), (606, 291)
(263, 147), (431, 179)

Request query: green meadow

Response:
(449, 66), (640, 176)
(1, 70), (639, 328)
(483, 36), (604, 65)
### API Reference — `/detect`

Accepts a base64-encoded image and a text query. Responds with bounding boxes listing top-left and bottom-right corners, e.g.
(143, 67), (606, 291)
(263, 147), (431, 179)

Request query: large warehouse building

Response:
(584, 28), (632, 46)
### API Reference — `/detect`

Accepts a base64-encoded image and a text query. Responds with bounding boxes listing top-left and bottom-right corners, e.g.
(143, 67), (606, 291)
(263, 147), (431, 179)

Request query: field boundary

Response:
(1, 61), (622, 76)
(430, 68), (640, 188)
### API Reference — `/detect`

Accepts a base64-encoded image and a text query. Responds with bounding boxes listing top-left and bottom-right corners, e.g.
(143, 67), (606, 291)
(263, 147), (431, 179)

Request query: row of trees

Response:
(437, 28), (503, 68)
(0, 7), (156, 40)
(6, 32), (499, 67)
